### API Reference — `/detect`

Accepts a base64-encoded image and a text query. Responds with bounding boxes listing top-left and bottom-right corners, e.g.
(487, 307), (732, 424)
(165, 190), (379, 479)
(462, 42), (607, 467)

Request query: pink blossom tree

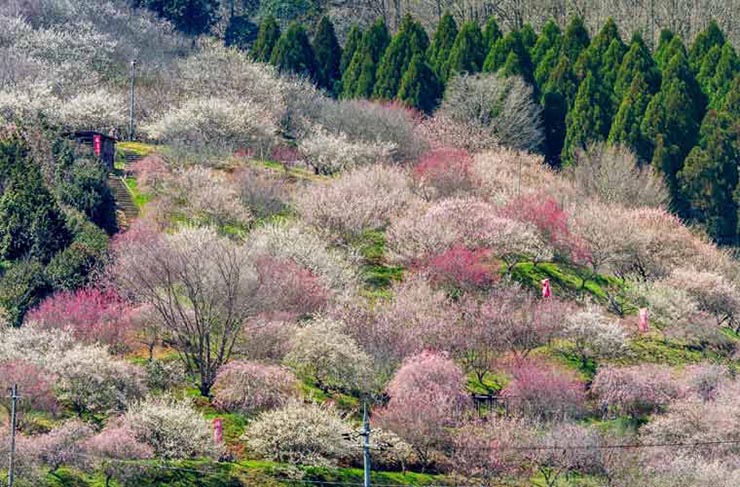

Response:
(83, 423), (154, 487)
(255, 256), (330, 319)
(212, 360), (298, 415)
(500, 359), (587, 421)
(0, 360), (58, 426)
(27, 288), (136, 353)
(412, 148), (475, 200)
(375, 351), (470, 470)
(591, 364), (684, 417)
(424, 245), (498, 294)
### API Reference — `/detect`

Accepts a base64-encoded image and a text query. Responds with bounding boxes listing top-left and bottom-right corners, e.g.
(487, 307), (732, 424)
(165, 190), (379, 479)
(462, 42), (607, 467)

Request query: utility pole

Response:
(8, 384), (18, 487)
(360, 403), (371, 487)
(128, 59), (137, 141)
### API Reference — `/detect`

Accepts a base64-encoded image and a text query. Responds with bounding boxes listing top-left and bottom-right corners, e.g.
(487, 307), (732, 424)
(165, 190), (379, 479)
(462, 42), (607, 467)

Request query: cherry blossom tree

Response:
(500, 359), (587, 421)
(83, 423), (153, 487)
(561, 308), (629, 367)
(591, 364), (684, 417)
(27, 288), (136, 353)
(375, 351), (470, 470)
(424, 245), (497, 294)
(412, 148), (476, 200)
(212, 360), (298, 415)
(0, 360), (58, 426)
(255, 256), (330, 320)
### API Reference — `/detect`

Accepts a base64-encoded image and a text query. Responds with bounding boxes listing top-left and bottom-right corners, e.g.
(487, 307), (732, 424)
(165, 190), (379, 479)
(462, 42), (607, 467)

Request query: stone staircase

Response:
(108, 175), (138, 226)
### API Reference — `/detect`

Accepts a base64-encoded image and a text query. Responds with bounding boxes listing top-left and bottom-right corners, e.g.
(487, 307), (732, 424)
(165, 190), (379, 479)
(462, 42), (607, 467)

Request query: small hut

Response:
(73, 131), (116, 171)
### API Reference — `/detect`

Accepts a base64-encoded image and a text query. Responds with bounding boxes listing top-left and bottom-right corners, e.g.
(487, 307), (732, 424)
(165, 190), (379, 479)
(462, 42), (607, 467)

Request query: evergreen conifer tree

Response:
(709, 43), (740, 107)
(697, 44), (722, 94)
(373, 15), (429, 99)
(482, 17), (503, 49)
(722, 74), (740, 117)
(531, 19), (561, 69)
(561, 71), (609, 165)
(561, 16), (590, 63)
(521, 23), (537, 51)
(656, 35), (687, 70)
(574, 17), (623, 79)
(678, 110), (739, 243)
(608, 73), (653, 161)
(398, 53), (442, 113)
(614, 33), (660, 101)
(271, 22), (317, 80)
(689, 20), (725, 71)
(313, 16), (342, 92)
(252, 15), (281, 62)
(340, 24), (363, 73)
(340, 19), (389, 98)
(483, 30), (533, 82)
(447, 21), (485, 76)
(655, 29), (676, 66)
(427, 12), (458, 80)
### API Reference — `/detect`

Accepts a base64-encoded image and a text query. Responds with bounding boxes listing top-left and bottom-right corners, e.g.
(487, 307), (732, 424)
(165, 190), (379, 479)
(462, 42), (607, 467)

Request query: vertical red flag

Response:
(93, 134), (102, 157)
(541, 278), (551, 298)
(212, 418), (223, 444)
(638, 308), (649, 333)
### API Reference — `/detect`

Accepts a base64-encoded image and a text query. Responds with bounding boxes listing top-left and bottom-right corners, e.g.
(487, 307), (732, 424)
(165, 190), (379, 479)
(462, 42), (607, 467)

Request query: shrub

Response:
(440, 74), (543, 152)
(284, 317), (372, 392)
(298, 127), (395, 174)
(295, 164), (414, 238)
(412, 148), (475, 200)
(500, 359), (587, 421)
(212, 360), (298, 415)
(124, 396), (221, 460)
(244, 401), (354, 467)
(567, 143), (669, 209)
(52, 345), (146, 416)
(44, 217), (109, 291)
(591, 364), (684, 417)
(129, 155), (169, 194)
(143, 360), (187, 393)
(83, 423), (154, 485)
(27, 288), (135, 353)
(375, 351), (470, 469)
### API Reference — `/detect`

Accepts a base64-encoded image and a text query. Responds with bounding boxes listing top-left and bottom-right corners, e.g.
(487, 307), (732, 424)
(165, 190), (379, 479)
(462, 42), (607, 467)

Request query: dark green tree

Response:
(252, 15), (281, 62)
(0, 260), (48, 327)
(656, 35), (687, 70)
(689, 20), (725, 71)
(561, 16), (590, 63)
(340, 19), (389, 98)
(373, 15), (428, 99)
(313, 16), (342, 92)
(614, 33), (660, 101)
(225, 15), (258, 50)
(482, 17), (503, 49)
(270, 22), (317, 80)
(340, 25), (362, 73)
(483, 30), (533, 82)
(0, 164), (70, 263)
(138, 0), (218, 36)
(708, 43), (740, 107)
(697, 44), (722, 94)
(531, 19), (561, 69)
(398, 54), (442, 113)
(540, 55), (577, 167)
(641, 51), (704, 213)
(561, 71), (609, 165)
(655, 29), (676, 66)
(427, 12), (458, 80)
(608, 73), (653, 161)
(722, 74), (740, 117)
(521, 23), (536, 51)
(574, 17), (623, 79)
(447, 21), (485, 77)
(678, 110), (739, 244)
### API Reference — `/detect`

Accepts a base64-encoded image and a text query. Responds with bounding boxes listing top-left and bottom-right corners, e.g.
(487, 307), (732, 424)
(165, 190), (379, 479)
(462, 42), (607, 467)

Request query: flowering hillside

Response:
(1, 3), (740, 487)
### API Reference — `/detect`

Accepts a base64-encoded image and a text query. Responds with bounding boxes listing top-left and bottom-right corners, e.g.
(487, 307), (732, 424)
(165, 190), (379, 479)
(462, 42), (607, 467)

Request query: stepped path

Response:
(109, 143), (153, 226)
(108, 174), (138, 223)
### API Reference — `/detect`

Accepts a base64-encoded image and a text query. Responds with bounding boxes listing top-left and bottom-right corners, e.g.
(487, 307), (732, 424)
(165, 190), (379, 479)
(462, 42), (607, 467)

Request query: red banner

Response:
(93, 134), (102, 156)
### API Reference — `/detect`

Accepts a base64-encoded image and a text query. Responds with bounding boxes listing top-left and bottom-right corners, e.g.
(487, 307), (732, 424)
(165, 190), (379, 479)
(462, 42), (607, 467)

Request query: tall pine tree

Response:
(521, 23), (537, 51)
(427, 12), (458, 81)
(252, 15), (281, 62)
(697, 44), (722, 95)
(531, 19), (561, 70)
(398, 53), (442, 113)
(340, 19), (389, 99)
(482, 17), (503, 50)
(574, 17), (623, 80)
(541, 55), (577, 166)
(723, 74), (740, 116)
(271, 22), (317, 80)
(313, 16), (342, 93)
(689, 20), (725, 71)
(614, 33), (660, 102)
(447, 21), (485, 77)
(561, 16), (590, 63)
(708, 43), (740, 107)
(561, 71), (609, 165)
(678, 110), (739, 244)
(373, 14), (429, 100)
(608, 73), (653, 161)
(340, 24), (362, 73)
(483, 29), (534, 82)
